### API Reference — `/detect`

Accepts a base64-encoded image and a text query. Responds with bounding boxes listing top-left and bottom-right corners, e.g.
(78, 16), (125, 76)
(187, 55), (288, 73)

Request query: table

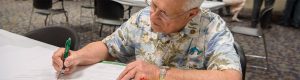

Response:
(201, 1), (226, 10)
(113, 0), (226, 10)
(113, 0), (147, 7)
(113, 0), (225, 18)
(0, 29), (125, 80)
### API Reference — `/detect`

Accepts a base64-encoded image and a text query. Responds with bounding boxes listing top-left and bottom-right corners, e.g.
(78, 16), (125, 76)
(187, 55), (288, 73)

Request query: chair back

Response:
(94, 0), (124, 20)
(33, 0), (52, 10)
(24, 26), (80, 50)
(260, 8), (273, 29)
(234, 42), (247, 80)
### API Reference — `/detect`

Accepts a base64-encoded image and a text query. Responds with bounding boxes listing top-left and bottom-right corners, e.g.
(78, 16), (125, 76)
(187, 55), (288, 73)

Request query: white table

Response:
(0, 29), (125, 80)
(113, 0), (226, 10)
(201, 1), (226, 10)
(113, 0), (147, 7)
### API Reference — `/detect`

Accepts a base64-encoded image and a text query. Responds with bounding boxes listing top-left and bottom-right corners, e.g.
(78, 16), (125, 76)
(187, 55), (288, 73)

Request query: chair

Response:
(260, 7), (273, 29)
(24, 26), (80, 50)
(231, 0), (272, 71)
(94, 0), (124, 37)
(233, 42), (247, 80)
(28, 0), (69, 30)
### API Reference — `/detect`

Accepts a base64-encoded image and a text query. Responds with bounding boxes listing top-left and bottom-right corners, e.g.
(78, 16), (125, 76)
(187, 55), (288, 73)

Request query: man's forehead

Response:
(156, 0), (186, 7)
(154, 0), (186, 12)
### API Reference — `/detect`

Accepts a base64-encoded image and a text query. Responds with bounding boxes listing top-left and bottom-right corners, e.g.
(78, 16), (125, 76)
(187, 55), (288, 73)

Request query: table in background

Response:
(113, 0), (226, 10)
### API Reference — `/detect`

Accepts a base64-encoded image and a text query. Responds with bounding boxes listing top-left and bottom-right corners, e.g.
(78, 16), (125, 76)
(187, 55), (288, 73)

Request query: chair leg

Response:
(64, 12), (69, 26)
(51, 14), (55, 26)
(91, 9), (96, 40)
(28, 7), (34, 31)
(99, 24), (104, 37)
(262, 28), (269, 71)
(92, 12), (96, 40)
(45, 15), (49, 26)
(124, 6), (133, 18)
(128, 6), (133, 18)
(113, 26), (116, 31)
(80, 6), (83, 26)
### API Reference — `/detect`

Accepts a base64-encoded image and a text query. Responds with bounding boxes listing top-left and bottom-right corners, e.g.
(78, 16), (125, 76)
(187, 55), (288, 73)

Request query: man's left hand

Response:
(117, 60), (160, 80)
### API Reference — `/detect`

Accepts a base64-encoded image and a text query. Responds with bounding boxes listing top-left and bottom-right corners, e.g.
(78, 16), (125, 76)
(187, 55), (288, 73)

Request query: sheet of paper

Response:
(0, 45), (125, 80)
(60, 63), (125, 80)
(0, 45), (57, 80)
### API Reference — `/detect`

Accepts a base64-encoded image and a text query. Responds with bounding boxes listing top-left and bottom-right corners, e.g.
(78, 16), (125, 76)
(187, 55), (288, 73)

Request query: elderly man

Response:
(52, 0), (242, 80)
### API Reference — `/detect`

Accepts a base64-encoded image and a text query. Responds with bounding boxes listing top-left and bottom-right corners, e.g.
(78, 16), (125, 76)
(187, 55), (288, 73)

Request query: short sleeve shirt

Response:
(102, 7), (241, 72)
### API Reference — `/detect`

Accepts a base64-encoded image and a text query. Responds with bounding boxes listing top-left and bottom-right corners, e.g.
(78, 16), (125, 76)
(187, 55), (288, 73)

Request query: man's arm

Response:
(116, 60), (241, 80)
(75, 9), (144, 65)
(75, 41), (116, 66)
(165, 68), (241, 80)
(73, 9), (145, 65)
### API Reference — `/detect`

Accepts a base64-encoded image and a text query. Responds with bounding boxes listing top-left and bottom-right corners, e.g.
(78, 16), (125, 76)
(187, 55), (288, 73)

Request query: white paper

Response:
(60, 63), (125, 80)
(0, 45), (125, 80)
(0, 45), (57, 80)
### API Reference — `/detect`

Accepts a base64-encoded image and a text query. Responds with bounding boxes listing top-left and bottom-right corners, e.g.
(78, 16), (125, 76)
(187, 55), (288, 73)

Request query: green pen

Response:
(58, 37), (71, 78)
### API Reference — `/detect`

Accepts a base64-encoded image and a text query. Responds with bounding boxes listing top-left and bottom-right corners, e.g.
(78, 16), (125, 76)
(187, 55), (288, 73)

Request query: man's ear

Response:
(187, 8), (200, 20)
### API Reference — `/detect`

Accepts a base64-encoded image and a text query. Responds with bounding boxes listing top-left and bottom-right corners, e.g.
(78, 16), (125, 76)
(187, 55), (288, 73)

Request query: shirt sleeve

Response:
(204, 14), (241, 72)
(101, 10), (143, 63)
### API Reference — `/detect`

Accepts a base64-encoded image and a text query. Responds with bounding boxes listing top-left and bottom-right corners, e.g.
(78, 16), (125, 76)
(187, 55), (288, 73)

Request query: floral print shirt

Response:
(102, 7), (241, 72)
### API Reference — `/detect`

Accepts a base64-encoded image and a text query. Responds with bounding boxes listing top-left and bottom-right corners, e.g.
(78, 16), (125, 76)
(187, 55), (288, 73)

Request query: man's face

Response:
(149, 0), (198, 34)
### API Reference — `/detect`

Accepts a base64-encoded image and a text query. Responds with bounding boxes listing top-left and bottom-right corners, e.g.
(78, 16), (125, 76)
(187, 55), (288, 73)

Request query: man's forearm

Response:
(165, 68), (241, 80)
(76, 41), (115, 65)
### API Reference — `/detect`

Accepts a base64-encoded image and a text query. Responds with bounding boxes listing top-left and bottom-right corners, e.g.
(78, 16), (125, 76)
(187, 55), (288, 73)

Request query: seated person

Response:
(223, 0), (246, 22)
(52, 0), (242, 80)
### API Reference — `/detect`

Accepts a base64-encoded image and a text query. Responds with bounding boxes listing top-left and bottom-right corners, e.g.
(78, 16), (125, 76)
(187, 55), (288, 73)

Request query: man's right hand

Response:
(52, 48), (81, 74)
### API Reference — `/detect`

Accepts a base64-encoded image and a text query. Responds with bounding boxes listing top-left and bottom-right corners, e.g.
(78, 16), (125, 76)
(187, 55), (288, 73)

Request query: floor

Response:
(0, 0), (299, 80)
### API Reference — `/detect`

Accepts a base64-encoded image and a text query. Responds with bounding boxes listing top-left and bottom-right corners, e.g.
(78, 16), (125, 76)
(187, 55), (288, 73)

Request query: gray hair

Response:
(183, 0), (205, 11)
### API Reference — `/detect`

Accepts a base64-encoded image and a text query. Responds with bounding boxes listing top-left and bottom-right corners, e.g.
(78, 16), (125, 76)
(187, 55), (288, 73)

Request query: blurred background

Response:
(0, 0), (299, 80)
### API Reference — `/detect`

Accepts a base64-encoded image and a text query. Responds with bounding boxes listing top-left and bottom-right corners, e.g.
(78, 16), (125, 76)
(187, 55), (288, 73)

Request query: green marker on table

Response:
(58, 37), (71, 79)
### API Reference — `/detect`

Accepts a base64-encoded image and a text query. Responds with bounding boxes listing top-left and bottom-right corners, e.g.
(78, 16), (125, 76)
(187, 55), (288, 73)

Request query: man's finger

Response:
(118, 66), (136, 80)
(64, 51), (78, 67)
(64, 67), (70, 73)
(52, 48), (65, 72)
(64, 56), (74, 67)
(53, 48), (65, 57)
(53, 56), (63, 68)
(52, 48), (65, 68)
(64, 65), (76, 74)
(52, 61), (61, 72)
(117, 61), (138, 80)
(120, 68), (137, 80)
